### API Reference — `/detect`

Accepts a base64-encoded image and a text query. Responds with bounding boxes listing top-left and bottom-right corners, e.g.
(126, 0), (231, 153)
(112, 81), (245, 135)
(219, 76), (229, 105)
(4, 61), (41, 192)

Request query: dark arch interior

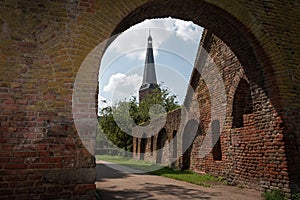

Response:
(172, 130), (177, 159)
(182, 119), (201, 170)
(140, 133), (147, 160)
(211, 120), (222, 161)
(150, 136), (154, 156)
(156, 128), (168, 164)
(135, 138), (139, 154)
(232, 79), (253, 128)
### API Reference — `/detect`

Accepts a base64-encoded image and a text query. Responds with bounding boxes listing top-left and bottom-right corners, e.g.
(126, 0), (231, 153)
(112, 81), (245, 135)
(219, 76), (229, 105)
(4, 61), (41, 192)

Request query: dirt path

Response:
(96, 160), (262, 200)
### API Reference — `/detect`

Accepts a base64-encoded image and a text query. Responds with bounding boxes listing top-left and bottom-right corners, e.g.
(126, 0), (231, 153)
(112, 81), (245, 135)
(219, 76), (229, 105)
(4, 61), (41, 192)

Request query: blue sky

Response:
(98, 17), (203, 109)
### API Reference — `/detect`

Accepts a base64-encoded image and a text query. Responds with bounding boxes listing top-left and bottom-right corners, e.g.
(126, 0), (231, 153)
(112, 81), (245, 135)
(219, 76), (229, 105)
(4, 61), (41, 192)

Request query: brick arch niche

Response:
(0, 0), (298, 199)
(232, 78), (253, 128)
(182, 119), (202, 170)
(140, 133), (147, 160)
(156, 128), (168, 164)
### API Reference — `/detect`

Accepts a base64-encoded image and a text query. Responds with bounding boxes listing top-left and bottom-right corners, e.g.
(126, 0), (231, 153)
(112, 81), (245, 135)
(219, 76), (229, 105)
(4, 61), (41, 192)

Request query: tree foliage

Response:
(96, 86), (180, 152)
(98, 105), (133, 152)
(138, 87), (180, 123)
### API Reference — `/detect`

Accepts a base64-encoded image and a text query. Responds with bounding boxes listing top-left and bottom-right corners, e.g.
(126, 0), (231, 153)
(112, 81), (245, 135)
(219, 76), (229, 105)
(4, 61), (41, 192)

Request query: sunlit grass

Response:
(151, 167), (217, 187)
(96, 155), (224, 187)
(96, 155), (163, 172)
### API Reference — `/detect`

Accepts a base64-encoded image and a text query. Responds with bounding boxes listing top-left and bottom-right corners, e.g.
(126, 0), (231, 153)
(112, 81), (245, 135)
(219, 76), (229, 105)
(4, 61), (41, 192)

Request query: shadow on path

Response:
(98, 182), (219, 200)
(96, 161), (260, 200)
(96, 163), (219, 199)
(96, 163), (131, 181)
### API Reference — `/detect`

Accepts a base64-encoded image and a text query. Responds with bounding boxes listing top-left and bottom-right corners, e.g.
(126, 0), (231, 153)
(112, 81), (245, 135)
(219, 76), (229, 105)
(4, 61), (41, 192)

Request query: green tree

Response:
(97, 86), (180, 152)
(138, 87), (180, 123)
(98, 105), (133, 152)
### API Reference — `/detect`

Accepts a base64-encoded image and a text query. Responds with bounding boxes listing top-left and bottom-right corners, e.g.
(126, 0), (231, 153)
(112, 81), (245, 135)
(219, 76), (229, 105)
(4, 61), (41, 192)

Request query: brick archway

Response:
(0, 1), (298, 199)
(105, 0), (298, 195)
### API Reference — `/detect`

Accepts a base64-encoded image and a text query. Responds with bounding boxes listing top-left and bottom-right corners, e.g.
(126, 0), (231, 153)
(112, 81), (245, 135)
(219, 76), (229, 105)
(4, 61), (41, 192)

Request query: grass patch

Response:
(96, 155), (163, 172)
(263, 189), (285, 200)
(97, 155), (222, 187)
(292, 193), (300, 200)
(151, 167), (217, 187)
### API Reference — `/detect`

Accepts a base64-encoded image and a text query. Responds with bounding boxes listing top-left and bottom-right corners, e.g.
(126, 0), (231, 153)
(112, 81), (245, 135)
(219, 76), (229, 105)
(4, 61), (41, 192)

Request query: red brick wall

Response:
(188, 30), (290, 193)
(133, 108), (182, 164)
(0, 0), (298, 198)
(0, 0), (121, 199)
(126, 0), (300, 195)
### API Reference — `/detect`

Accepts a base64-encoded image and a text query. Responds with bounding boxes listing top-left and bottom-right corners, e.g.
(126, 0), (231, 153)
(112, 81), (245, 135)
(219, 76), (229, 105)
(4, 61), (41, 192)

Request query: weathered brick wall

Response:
(126, 1), (299, 196)
(187, 30), (290, 193)
(133, 108), (181, 165)
(0, 0), (298, 198)
(0, 1), (147, 199)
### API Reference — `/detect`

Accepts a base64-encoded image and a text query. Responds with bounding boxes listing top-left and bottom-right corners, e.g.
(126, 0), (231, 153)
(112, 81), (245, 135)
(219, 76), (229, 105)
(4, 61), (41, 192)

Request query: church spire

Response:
(142, 30), (157, 85)
(139, 30), (159, 102)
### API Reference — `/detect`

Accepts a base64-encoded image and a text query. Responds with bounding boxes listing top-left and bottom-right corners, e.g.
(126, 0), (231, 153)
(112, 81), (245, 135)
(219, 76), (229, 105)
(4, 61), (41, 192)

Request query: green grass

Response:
(150, 167), (217, 187)
(262, 189), (300, 200)
(97, 155), (163, 172)
(292, 193), (300, 200)
(263, 189), (285, 200)
(97, 155), (223, 187)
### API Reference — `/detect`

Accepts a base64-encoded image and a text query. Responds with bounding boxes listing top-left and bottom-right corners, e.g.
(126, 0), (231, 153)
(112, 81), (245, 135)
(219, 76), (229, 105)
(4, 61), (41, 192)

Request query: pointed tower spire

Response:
(139, 30), (159, 102)
(142, 30), (157, 84)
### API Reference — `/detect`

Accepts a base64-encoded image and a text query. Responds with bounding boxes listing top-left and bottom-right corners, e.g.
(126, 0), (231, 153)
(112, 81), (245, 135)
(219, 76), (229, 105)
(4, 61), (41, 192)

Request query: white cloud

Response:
(102, 73), (142, 102)
(99, 18), (203, 111)
(173, 20), (202, 41)
(103, 73), (126, 92)
(107, 18), (202, 63)
(108, 18), (172, 61)
(98, 94), (112, 110)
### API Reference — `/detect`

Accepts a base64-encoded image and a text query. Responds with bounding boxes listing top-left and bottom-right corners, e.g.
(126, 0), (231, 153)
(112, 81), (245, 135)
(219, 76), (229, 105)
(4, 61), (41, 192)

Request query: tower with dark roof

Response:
(139, 31), (159, 102)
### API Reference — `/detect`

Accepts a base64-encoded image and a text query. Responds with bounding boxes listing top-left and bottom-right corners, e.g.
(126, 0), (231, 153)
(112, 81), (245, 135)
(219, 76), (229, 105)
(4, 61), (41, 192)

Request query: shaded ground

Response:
(96, 160), (262, 200)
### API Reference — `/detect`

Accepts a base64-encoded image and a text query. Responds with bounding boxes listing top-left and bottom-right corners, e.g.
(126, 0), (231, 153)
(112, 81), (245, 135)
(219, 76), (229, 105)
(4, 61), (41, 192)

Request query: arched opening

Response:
(135, 138), (139, 154)
(232, 79), (253, 128)
(98, 18), (201, 111)
(212, 120), (222, 161)
(92, 0), (291, 195)
(172, 130), (177, 159)
(156, 128), (168, 164)
(140, 133), (147, 160)
(182, 120), (201, 170)
(97, 16), (202, 164)
(97, 15), (203, 168)
(150, 136), (154, 156)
